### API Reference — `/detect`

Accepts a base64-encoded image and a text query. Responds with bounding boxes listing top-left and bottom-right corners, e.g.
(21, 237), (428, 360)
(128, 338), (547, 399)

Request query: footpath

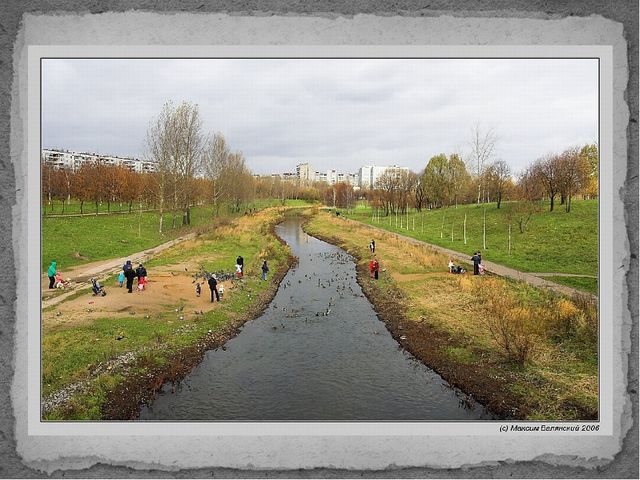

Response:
(41, 232), (197, 309)
(341, 217), (597, 299)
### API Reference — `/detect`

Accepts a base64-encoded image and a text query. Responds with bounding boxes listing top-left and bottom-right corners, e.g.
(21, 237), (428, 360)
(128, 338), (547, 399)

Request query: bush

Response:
(572, 294), (598, 344)
(482, 293), (540, 366)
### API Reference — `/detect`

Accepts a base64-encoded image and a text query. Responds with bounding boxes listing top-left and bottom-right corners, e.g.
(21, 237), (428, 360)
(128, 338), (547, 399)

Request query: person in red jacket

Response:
(372, 257), (380, 280)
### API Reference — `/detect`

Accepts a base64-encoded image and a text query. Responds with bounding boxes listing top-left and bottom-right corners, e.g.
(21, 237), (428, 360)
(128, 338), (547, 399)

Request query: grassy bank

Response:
(42, 199), (311, 271)
(340, 200), (598, 280)
(304, 211), (598, 420)
(42, 207), (295, 420)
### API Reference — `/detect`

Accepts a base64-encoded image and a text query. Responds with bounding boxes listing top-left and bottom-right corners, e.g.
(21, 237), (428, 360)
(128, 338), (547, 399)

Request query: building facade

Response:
(41, 148), (156, 173)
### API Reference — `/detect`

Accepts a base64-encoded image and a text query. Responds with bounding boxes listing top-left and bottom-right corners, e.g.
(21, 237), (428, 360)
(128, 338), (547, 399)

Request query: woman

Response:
(373, 257), (380, 280)
(47, 261), (57, 289)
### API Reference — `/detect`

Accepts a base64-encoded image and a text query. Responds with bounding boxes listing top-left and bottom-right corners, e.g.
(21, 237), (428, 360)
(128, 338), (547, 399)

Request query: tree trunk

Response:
(497, 192), (502, 209)
(550, 194), (555, 212)
(80, 200), (84, 215)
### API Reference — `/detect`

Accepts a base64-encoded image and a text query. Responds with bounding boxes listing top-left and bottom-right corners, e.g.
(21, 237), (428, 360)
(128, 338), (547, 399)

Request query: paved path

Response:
(341, 217), (597, 299)
(42, 232), (197, 309)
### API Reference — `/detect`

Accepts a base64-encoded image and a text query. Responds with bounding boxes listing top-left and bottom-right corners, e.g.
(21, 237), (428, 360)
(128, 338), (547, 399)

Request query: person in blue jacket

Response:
(47, 261), (57, 289)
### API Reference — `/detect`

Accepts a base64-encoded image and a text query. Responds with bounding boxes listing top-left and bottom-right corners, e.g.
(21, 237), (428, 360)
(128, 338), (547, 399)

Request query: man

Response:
(471, 252), (480, 276)
(124, 266), (136, 293)
(236, 255), (244, 275)
(208, 274), (220, 302)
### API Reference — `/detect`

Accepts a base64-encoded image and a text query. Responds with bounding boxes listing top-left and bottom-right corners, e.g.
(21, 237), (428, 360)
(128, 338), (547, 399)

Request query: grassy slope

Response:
(42, 208), (293, 420)
(304, 212), (598, 420)
(341, 199), (598, 277)
(42, 199), (310, 271)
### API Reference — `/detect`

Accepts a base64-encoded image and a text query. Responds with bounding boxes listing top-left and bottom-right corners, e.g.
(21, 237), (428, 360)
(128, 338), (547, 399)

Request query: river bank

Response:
(303, 211), (598, 420)
(41, 207), (297, 420)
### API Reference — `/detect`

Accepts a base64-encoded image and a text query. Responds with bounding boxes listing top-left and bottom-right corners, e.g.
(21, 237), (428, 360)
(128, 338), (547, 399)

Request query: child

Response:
(478, 263), (485, 275)
(218, 283), (224, 300)
(195, 282), (201, 297)
(118, 271), (125, 287)
(54, 271), (67, 289)
(235, 264), (243, 278)
(448, 259), (455, 273)
(137, 275), (146, 291)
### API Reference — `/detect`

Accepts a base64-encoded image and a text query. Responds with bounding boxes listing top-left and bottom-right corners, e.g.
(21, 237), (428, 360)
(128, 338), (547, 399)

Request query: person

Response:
(136, 263), (147, 282)
(369, 259), (375, 278)
(373, 257), (380, 280)
(369, 239), (376, 254)
(478, 263), (485, 275)
(124, 264), (136, 293)
(54, 271), (68, 289)
(123, 260), (133, 274)
(471, 252), (481, 275)
(236, 255), (244, 274)
(137, 275), (147, 291)
(235, 263), (243, 278)
(118, 271), (125, 287)
(218, 283), (224, 300)
(195, 282), (201, 297)
(448, 259), (455, 273)
(47, 261), (57, 289)
(261, 260), (269, 281)
(207, 274), (219, 302)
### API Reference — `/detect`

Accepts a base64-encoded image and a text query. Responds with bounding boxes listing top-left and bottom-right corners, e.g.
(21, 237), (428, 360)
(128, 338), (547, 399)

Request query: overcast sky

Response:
(42, 58), (598, 175)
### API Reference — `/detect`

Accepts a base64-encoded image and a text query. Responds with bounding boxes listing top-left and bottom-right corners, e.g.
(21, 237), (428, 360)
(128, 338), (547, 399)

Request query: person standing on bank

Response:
(124, 264), (136, 293)
(373, 256), (380, 280)
(208, 274), (220, 302)
(471, 252), (481, 275)
(47, 261), (57, 289)
(261, 260), (270, 281)
(369, 239), (375, 254)
(236, 255), (244, 274)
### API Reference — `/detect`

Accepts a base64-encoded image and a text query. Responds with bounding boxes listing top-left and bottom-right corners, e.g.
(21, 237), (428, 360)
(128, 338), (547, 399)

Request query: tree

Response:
(580, 143), (599, 199)
(469, 123), (497, 206)
(532, 154), (561, 212)
(423, 154), (448, 208)
(202, 132), (230, 216)
(486, 159), (511, 209)
(556, 146), (590, 212)
(446, 153), (470, 207)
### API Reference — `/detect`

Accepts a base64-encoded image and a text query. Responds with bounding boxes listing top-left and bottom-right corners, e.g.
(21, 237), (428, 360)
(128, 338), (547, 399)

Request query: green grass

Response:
(340, 199), (598, 281)
(546, 276), (598, 295)
(42, 209), (291, 419)
(42, 199), (311, 271)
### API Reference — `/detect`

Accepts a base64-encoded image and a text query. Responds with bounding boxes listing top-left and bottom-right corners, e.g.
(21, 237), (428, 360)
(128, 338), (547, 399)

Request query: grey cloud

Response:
(42, 58), (598, 175)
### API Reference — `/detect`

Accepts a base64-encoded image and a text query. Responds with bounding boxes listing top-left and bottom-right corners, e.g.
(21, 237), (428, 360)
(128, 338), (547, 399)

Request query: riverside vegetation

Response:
(304, 210), (598, 420)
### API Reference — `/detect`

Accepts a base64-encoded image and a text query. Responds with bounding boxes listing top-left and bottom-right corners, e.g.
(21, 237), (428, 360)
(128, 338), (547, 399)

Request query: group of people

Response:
(367, 239), (380, 280)
(448, 252), (484, 275)
(195, 255), (271, 304)
(119, 260), (148, 293)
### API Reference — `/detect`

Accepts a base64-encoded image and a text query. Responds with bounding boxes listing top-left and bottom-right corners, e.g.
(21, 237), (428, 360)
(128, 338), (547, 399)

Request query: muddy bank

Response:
(301, 223), (527, 420)
(101, 224), (297, 420)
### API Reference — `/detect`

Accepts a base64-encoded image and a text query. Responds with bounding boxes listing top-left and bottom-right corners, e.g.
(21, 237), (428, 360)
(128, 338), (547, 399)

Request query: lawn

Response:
(42, 207), (293, 420)
(304, 211), (598, 420)
(340, 199), (598, 277)
(42, 199), (312, 271)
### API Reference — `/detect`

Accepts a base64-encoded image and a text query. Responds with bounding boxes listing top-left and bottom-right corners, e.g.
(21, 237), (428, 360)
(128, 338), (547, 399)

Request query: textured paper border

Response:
(2, 5), (637, 478)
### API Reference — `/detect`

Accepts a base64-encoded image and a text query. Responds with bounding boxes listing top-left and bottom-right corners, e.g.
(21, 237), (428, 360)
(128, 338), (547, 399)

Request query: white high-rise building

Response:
(327, 169), (338, 185)
(358, 165), (409, 189)
(296, 163), (313, 182)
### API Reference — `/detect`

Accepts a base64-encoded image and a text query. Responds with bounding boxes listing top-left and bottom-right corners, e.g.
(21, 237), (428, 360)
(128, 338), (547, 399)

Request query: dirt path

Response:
(42, 232), (197, 309)
(340, 217), (596, 299)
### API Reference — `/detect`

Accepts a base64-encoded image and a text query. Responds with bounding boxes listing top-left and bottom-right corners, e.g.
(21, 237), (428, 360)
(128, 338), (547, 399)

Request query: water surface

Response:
(139, 217), (492, 420)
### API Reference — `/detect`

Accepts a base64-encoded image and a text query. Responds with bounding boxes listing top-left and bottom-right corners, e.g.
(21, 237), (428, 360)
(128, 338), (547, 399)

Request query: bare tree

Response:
(556, 146), (590, 213)
(469, 123), (497, 206)
(202, 132), (230, 216)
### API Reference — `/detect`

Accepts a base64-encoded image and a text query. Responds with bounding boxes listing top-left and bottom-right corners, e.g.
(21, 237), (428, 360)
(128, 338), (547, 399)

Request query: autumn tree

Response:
(201, 132), (230, 216)
(556, 146), (590, 212)
(532, 153), (561, 212)
(485, 159), (512, 209)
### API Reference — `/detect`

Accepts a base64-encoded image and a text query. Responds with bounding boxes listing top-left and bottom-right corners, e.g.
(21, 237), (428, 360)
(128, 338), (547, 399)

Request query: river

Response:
(139, 217), (492, 420)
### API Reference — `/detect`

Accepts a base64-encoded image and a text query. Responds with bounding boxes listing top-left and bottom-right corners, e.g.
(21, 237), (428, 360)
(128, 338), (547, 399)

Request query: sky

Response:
(42, 58), (598, 175)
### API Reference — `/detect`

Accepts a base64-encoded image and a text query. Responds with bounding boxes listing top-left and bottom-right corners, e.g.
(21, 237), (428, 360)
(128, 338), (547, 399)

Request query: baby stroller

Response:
(91, 277), (107, 296)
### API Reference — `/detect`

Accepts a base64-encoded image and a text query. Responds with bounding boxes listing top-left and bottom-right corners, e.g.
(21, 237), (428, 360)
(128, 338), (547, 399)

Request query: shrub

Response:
(572, 294), (598, 344)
